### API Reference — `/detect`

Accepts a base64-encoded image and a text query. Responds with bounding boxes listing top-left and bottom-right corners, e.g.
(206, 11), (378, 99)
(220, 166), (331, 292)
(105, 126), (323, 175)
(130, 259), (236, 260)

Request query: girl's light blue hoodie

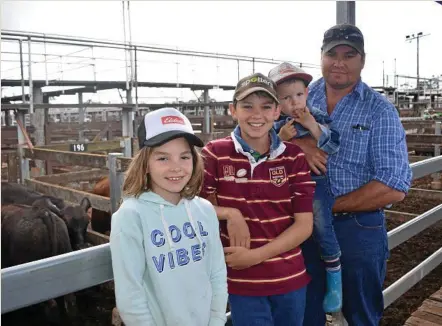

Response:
(109, 191), (228, 326)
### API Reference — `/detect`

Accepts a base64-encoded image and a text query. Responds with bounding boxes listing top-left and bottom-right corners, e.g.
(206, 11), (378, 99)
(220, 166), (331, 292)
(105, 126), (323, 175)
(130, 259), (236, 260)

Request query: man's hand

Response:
(278, 119), (297, 141)
(293, 137), (328, 175)
(226, 208), (251, 249)
(224, 246), (262, 270)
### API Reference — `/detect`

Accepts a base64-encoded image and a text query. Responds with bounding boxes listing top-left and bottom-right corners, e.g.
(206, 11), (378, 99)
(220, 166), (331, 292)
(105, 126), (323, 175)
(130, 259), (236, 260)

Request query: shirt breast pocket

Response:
(343, 128), (370, 165)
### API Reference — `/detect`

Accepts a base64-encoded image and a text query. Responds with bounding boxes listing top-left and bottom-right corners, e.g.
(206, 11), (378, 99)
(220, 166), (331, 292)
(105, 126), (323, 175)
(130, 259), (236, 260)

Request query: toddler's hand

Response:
(278, 119), (297, 141)
(293, 106), (316, 129)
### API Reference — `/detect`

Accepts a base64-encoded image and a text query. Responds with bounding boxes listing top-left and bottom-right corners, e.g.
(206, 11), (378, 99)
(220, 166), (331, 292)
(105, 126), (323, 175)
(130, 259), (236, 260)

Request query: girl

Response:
(109, 107), (228, 326)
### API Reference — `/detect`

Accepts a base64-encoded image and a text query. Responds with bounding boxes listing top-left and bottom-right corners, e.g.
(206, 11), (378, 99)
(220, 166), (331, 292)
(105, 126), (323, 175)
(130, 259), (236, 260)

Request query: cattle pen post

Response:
(108, 152), (124, 214)
(19, 146), (132, 215)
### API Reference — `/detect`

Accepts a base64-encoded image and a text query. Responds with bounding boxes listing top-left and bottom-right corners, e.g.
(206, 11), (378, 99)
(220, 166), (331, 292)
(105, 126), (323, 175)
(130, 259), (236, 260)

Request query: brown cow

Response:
(90, 176), (112, 235)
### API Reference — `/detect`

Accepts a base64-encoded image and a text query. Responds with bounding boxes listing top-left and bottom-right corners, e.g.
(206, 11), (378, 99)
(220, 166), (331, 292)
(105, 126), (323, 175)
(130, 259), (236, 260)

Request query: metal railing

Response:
(2, 156), (442, 320)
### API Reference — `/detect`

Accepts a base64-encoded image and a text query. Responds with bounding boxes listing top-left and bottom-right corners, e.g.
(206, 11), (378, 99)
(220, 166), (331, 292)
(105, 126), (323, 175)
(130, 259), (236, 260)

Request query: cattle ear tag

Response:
(237, 169), (247, 178)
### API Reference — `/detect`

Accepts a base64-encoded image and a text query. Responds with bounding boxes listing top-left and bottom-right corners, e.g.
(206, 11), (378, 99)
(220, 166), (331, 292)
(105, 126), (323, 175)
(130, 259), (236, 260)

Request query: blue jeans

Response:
(229, 287), (307, 326)
(302, 211), (389, 326)
(311, 174), (341, 261)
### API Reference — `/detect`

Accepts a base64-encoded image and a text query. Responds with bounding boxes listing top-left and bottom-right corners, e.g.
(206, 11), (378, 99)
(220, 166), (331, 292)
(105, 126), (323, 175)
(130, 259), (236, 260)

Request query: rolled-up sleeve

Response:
(317, 124), (340, 155)
(370, 107), (412, 193)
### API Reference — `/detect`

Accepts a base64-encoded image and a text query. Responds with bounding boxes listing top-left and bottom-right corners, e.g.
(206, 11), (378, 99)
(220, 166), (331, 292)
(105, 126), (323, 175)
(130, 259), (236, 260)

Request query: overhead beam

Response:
(0, 79), (236, 91)
(1, 101), (230, 111)
(1, 87), (98, 103)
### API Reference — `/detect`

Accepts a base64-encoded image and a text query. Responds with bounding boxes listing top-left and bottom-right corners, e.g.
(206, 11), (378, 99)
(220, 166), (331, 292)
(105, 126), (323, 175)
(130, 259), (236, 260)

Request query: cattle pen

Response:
(1, 140), (442, 325)
(2, 26), (442, 325)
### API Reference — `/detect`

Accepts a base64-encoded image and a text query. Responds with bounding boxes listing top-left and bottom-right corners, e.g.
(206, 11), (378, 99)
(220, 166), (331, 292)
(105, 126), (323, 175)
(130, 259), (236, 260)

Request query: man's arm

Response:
(333, 180), (405, 213)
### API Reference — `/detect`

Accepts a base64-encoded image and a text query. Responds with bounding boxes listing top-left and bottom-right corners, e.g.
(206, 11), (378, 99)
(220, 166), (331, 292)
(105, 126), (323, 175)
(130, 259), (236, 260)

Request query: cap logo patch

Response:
(161, 116), (185, 125)
(241, 76), (272, 88)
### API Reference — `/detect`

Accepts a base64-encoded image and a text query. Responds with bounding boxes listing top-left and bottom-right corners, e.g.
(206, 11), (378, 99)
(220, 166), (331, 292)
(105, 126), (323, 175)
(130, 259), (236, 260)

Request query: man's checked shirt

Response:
(307, 77), (412, 197)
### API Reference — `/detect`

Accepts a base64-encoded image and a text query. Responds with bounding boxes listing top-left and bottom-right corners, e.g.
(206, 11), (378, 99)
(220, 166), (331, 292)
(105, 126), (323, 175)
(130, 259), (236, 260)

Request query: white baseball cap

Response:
(137, 107), (204, 149)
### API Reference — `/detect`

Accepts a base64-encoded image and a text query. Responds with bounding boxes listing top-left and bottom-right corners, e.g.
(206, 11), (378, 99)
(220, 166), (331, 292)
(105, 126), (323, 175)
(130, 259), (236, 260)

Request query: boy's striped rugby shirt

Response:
(200, 136), (315, 296)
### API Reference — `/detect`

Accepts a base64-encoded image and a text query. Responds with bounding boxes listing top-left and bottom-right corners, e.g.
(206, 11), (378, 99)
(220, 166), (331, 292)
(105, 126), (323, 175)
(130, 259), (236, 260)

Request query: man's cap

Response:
(137, 107), (204, 149)
(268, 62), (313, 86)
(322, 23), (365, 55)
(233, 73), (279, 103)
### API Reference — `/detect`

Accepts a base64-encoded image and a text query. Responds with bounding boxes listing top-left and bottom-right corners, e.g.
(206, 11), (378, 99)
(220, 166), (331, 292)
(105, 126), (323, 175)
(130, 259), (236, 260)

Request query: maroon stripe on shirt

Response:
(200, 137), (315, 296)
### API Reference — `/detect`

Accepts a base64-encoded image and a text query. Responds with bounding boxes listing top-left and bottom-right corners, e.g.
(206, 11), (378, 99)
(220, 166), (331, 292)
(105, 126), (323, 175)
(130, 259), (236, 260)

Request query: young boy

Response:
(199, 72), (315, 325)
(268, 62), (342, 313)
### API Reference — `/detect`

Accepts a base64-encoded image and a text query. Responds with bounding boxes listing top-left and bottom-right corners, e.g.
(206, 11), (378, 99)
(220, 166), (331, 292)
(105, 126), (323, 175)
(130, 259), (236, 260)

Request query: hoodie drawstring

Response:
(184, 200), (203, 247)
(160, 201), (203, 252)
(159, 204), (174, 252)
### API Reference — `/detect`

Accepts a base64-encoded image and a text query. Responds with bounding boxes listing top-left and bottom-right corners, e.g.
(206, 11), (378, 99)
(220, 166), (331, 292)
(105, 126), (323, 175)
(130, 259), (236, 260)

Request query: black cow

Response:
(1, 197), (72, 267)
(1, 182), (91, 250)
(1, 198), (73, 325)
(2, 182), (66, 211)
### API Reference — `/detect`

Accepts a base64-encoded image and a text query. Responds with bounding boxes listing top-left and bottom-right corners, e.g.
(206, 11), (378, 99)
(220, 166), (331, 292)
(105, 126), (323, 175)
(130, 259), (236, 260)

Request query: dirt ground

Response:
(1, 176), (441, 326)
(380, 176), (442, 326)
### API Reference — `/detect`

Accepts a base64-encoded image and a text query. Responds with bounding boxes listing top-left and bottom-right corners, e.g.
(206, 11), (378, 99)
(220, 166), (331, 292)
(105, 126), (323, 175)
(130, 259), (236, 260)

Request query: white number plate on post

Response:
(70, 143), (88, 152)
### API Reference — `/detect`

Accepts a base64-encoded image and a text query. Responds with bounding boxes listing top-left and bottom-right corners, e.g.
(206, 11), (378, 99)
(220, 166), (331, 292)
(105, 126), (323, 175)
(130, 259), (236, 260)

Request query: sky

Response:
(1, 1), (442, 104)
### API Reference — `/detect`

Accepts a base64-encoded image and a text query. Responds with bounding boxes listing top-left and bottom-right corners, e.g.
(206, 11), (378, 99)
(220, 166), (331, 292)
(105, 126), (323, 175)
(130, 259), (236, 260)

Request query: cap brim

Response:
(322, 39), (363, 54)
(275, 72), (313, 86)
(143, 130), (204, 148)
(235, 86), (279, 103)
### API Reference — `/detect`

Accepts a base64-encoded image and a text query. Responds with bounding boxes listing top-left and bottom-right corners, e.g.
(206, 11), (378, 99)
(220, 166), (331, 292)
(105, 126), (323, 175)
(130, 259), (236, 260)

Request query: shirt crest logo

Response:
(269, 166), (287, 187)
(223, 165), (235, 181)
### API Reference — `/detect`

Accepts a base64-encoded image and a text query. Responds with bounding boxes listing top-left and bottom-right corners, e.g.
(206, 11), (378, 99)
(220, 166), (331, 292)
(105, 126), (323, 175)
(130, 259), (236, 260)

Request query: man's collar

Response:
(318, 77), (365, 101)
(353, 79), (365, 100)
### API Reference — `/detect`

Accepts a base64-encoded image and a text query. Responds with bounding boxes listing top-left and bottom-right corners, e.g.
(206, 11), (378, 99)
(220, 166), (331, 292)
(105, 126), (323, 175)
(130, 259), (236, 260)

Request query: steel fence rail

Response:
(409, 155), (442, 179)
(383, 247), (442, 308)
(387, 204), (442, 250)
(1, 244), (112, 314)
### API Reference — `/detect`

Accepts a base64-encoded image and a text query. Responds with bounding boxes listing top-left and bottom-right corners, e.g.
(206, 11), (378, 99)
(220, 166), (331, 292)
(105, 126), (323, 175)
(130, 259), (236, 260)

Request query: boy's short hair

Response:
(233, 73), (279, 104)
(268, 62), (313, 87)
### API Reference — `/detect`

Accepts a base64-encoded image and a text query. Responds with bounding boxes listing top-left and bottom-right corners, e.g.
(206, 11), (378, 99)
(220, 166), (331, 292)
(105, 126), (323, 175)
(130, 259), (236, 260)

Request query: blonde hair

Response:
(122, 142), (204, 199)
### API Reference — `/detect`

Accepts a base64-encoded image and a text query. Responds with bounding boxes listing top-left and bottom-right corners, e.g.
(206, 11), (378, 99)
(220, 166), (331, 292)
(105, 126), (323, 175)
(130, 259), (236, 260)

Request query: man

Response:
(295, 23), (412, 326)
